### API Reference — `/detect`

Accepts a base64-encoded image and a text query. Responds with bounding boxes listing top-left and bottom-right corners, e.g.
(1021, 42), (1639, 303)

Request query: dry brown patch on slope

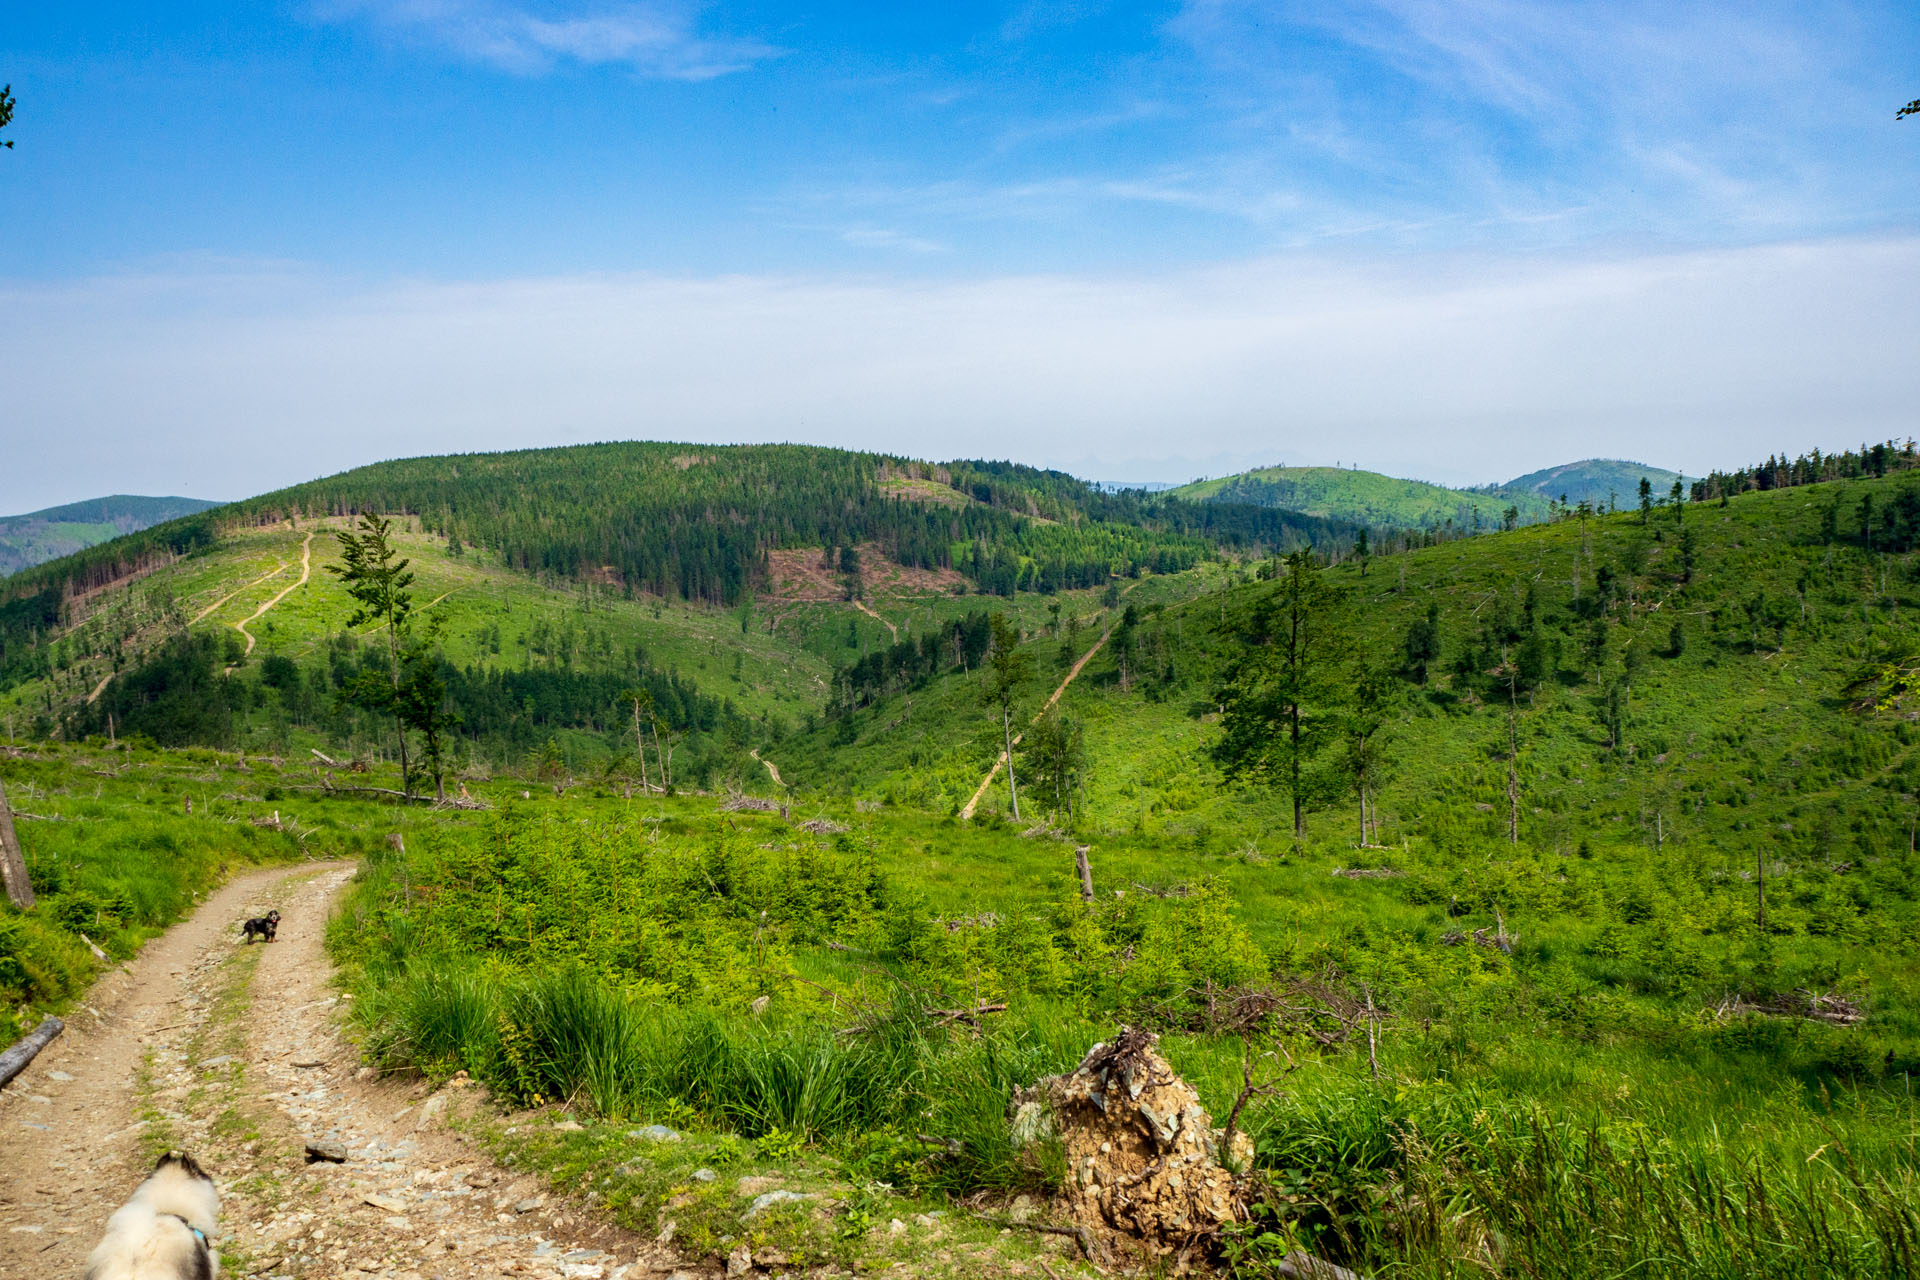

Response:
(765, 544), (966, 602)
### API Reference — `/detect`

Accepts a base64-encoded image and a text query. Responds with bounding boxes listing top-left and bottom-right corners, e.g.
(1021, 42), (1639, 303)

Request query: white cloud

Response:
(1, 237), (1916, 511)
(315, 0), (777, 79)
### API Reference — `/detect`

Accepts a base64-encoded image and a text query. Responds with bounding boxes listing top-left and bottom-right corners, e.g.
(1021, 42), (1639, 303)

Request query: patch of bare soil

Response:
(765, 545), (966, 603)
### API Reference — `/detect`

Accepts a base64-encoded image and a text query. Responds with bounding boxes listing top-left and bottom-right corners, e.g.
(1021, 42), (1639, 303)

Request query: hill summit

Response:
(1484, 458), (1688, 510)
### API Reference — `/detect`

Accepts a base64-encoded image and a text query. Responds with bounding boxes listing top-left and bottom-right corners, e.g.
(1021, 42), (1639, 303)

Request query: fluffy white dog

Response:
(85, 1151), (220, 1280)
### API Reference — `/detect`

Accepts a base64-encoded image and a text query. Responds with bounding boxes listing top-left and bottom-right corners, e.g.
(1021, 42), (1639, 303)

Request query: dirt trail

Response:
(0, 863), (308, 1276)
(235, 530), (315, 657)
(749, 748), (784, 787)
(0, 862), (675, 1280)
(852, 598), (898, 643)
(960, 627), (1112, 821)
(190, 558), (292, 626)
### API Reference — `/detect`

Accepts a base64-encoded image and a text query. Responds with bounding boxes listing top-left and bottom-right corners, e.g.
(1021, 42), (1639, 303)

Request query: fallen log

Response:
(285, 783), (435, 805)
(0, 1016), (64, 1089)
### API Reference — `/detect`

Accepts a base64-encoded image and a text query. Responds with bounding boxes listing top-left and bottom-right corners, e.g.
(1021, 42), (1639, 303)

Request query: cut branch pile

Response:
(1329, 867), (1405, 879)
(720, 794), (780, 813)
(1173, 975), (1391, 1052)
(1711, 989), (1866, 1026)
(1442, 912), (1517, 954)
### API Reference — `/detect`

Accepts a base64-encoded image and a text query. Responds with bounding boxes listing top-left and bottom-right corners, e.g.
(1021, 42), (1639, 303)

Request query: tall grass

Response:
(350, 960), (1085, 1192)
(351, 958), (1920, 1277)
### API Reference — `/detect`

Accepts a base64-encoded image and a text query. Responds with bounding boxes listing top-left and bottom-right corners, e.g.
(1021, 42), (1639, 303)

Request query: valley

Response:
(1, 439), (1917, 1279)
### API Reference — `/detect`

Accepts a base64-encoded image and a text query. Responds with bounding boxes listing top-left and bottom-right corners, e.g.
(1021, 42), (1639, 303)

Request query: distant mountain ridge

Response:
(0, 494), (221, 578)
(1168, 465), (1556, 530)
(1481, 459), (1688, 511)
(1166, 458), (1688, 529)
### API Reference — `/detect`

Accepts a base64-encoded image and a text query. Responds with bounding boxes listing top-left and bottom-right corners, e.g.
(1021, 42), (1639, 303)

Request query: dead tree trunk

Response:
(1504, 659), (1521, 845)
(1074, 845), (1095, 903)
(0, 777), (34, 909)
(1002, 703), (1021, 821)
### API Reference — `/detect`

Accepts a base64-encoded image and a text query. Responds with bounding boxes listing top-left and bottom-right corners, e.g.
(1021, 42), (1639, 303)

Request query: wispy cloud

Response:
(840, 227), (949, 255)
(6, 237), (1917, 512)
(314, 0), (778, 79)
(1160, 1), (1910, 245)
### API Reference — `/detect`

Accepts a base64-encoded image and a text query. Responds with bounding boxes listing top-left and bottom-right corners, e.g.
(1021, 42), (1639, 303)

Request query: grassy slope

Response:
(1170, 465), (1555, 529)
(779, 478), (1920, 1098)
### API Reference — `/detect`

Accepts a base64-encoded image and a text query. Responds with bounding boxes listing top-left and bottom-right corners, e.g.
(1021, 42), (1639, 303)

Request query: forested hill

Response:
(0, 442), (1355, 607)
(1483, 458), (1687, 510)
(1169, 464), (1555, 529)
(0, 495), (219, 578)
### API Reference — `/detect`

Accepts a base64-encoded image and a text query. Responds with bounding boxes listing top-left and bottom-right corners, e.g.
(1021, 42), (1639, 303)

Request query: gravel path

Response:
(0, 861), (693, 1280)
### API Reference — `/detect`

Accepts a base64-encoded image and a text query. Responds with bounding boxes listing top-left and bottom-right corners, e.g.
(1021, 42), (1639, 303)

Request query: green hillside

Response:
(5, 445), (1920, 1277)
(0, 494), (219, 577)
(0, 442), (1283, 789)
(1170, 465), (1555, 529)
(1, 443), (1352, 606)
(1486, 457), (1688, 510)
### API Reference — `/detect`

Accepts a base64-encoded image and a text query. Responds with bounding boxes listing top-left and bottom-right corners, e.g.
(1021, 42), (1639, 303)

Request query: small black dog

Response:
(240, 910), (280, 944)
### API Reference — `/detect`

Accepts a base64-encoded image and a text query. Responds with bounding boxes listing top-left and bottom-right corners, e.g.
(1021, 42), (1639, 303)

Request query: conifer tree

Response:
(328, 514), (416, 795)
(1214, 550), (1344, 840)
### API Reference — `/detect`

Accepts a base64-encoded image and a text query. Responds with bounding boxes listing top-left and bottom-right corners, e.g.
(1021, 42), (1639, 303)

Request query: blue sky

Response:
(3, 2), (1919, 509)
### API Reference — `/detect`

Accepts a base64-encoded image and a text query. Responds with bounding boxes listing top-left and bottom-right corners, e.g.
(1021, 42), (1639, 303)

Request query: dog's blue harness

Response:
(162, 1213), (210, 1250)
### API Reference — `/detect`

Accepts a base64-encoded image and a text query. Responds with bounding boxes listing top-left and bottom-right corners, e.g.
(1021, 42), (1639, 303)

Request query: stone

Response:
(200, 1055), (237, 1068)
(414, 1094), (450, 1129)
(46, 1071), (74, 1082)
(553, 1120), (585, 1132)
(363, 1192), (407, 1213)
(887, 1218), (906, 1236)
(689, 1168), (718, 1183)
(628, 1124), (681, 1143)
(725, 1244), (753, 1277)
(305, 1140), (348, 1164)
(515, 1196), (546, 1214)
(745, 1189), (812, 1219)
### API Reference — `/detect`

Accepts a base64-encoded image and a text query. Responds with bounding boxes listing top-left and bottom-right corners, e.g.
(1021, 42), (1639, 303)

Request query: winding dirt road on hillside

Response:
(190, 558), (293, 626)
(960, 627), (1112, 821)
(749, 748), (785, 787)
(234, 530), (315, 657)
(0, 862), (676, 1280)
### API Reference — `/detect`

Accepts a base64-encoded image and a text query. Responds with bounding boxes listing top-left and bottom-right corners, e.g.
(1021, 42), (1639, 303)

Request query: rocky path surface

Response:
(0, 861), (692, 1280)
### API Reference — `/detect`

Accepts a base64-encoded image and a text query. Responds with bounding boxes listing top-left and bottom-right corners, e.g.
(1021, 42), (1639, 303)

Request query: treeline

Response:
(0, 584), (64, 693)
(832, 610), (997, 711)
(1692, 440), (1920, 501)
(62, 626), (750, 780)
